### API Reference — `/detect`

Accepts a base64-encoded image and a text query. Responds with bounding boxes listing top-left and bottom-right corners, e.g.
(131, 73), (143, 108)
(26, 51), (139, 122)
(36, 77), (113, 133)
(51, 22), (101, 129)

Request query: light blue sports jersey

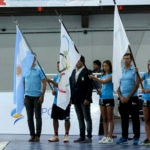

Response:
(100, 73), (114, 100)
(120, 66), (138, 97)
(24, 65), (45, 97)
(142, 72), (150, 101)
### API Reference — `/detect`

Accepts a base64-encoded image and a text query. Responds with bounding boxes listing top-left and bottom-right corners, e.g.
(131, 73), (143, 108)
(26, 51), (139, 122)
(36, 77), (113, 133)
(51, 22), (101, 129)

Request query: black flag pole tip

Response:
(11, 16), (18, 26)
(12, 17), (19, 26)
(54, 9), (62, 23)
(113, 0), (116, 5)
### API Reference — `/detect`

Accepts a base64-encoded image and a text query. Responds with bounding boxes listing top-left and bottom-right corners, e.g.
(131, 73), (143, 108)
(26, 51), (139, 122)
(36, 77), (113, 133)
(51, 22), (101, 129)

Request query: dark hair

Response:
(80, 55), (85, 65)
(123, 53), (133, 60)
(102, 60), (112, 75)
(57, 61), (60, 64)
(93, 60), (101, 68)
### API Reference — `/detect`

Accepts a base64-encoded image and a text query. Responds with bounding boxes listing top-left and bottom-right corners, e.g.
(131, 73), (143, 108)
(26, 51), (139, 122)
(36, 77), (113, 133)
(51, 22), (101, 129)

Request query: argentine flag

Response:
(11, 25), (34, 121)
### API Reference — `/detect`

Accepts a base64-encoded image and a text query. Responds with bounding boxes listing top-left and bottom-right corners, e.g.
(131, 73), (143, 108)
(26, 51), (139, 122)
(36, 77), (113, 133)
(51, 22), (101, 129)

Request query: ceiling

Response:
(0, 5), (150, 16)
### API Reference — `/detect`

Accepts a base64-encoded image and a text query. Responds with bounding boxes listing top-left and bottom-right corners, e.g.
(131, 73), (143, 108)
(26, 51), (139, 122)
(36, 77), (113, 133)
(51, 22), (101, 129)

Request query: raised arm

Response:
(89, 74), (112, 84)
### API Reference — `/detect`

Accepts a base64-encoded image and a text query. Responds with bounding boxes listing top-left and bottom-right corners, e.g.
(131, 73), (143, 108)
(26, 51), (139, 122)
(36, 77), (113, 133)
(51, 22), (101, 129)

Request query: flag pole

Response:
(54, 10), (92, 73)
(112, 0), (143, 89)
(113, 0), (116, 5)
(54, 10), (101, 94)
(128, 45), (144, 88)
(54, 11), (102, 95)
(17, 25), (53, 90)
(55, 10), (96, 82)
(55, 9), (80, 53)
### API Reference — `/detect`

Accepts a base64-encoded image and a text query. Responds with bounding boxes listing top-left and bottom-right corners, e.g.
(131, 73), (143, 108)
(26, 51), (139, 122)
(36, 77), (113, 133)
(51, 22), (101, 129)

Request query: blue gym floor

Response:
(0, 118), (149, 150)
(0, 134), (150, 150)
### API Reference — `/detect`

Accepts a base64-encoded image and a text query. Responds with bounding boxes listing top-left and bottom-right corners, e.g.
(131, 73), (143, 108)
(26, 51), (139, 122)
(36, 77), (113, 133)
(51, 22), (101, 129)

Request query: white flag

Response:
(112, 5), (130, 91)
(57, 22), (81, 109)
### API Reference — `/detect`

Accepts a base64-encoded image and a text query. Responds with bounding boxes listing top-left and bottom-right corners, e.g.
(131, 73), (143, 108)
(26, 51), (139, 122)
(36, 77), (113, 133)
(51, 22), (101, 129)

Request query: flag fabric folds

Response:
(57, 21), (81, 110)
(112, 5), (130, 91)
(12, 25), (34, 119)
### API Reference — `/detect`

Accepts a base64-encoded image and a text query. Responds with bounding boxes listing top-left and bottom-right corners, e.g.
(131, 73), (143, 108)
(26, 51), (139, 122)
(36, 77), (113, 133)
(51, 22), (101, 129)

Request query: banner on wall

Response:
(0, 0), (150, 7)
(0, 92), (101, 135)
(0, 91), (130, 135)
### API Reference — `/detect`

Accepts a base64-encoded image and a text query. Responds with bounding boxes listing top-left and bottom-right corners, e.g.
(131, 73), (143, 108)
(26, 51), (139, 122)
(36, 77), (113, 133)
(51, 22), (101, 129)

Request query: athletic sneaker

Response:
(99, 137), (107, 144)
(63, 135), (69, 143)
(105, 137), (113, 144)
(116, 137), (128, 144)
(141, 139), (150, 145)
(48, 136), (59, 142)
(133, 138), (139, 145)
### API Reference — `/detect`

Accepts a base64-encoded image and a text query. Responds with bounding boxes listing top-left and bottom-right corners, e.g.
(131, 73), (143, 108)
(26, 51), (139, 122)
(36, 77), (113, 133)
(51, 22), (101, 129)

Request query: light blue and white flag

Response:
(11, 25), (34, 122)
(57, 21), (81, 109)
(112, 5), (130, 91)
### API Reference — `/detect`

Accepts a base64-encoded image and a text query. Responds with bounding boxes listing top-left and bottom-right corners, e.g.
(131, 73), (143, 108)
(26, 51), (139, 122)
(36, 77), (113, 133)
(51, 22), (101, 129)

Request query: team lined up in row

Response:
(23, 53), (150, 145)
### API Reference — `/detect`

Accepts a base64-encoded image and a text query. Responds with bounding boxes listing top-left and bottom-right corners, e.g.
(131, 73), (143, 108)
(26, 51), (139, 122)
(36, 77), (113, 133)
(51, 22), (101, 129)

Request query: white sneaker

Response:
(99, 137), (107, 144)
(104, 137), (113, 144)
(63, 135), (69, 143)
(48, 135), (59, 142)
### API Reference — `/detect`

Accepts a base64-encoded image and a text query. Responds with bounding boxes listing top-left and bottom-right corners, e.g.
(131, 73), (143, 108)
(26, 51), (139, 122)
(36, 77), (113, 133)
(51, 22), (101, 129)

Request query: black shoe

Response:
(74, 137), (85, 143)
(34, 136), (40, 142)
(28, 136), (35, 142)
(82, 138), (92, 143)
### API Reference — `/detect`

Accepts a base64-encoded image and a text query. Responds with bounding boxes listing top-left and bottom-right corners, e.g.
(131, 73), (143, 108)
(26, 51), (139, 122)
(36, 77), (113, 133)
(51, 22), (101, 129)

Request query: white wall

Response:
(0, 14), (150, 91)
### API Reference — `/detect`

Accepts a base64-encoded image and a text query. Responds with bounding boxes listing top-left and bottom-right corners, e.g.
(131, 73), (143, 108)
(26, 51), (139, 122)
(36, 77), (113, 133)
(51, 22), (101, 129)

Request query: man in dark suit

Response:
(70, 56), (93, 143)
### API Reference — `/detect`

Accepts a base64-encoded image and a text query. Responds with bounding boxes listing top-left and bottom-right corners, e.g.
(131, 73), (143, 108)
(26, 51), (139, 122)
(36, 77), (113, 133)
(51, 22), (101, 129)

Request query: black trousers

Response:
(25, 96), (42, 137)
(74, 104), (92, 139)
(98, 114), (104, 135)
(118, 96), (140, 139)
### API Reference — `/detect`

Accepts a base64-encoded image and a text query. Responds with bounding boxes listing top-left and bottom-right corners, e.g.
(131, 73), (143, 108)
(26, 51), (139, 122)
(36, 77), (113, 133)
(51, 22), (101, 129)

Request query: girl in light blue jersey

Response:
(141, 60), (150, 145)
(89, 60), (114, 144)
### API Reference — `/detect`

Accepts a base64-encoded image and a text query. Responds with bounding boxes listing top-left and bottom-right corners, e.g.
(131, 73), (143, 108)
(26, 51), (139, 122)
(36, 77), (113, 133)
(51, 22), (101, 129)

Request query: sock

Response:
(65, 131), (69, 136)
(55, 132), (58, 136)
